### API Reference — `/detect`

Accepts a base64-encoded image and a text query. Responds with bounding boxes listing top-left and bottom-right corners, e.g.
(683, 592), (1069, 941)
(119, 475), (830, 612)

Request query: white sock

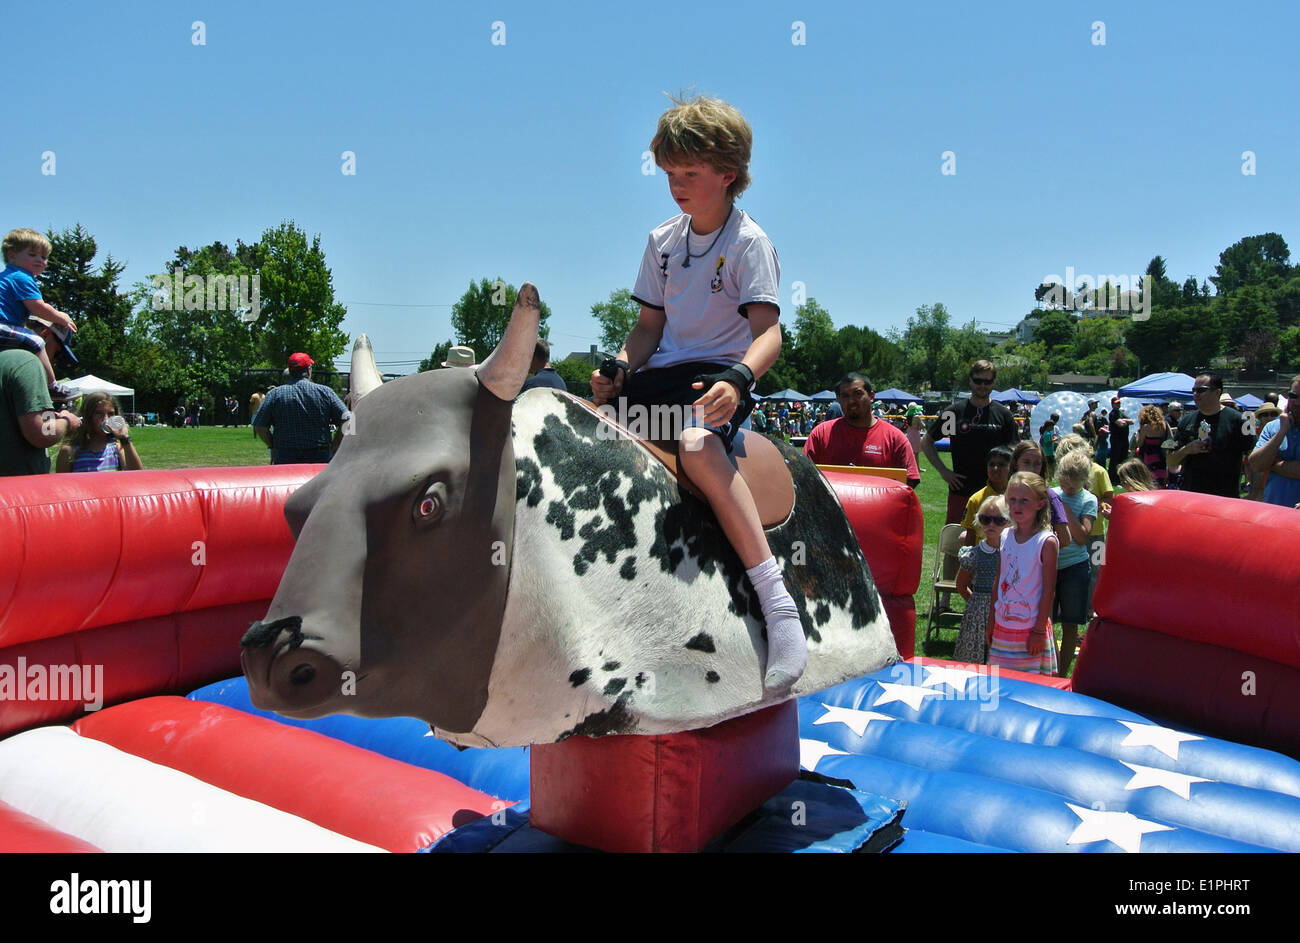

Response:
(746, 557), (807, 690)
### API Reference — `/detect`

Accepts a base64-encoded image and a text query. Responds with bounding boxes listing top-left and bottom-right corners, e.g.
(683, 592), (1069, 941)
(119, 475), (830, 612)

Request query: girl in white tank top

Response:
(988, 472), (1059, 675)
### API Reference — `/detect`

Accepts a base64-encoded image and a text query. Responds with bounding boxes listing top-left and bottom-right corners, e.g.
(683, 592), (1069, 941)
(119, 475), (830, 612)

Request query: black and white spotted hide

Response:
(441, 388), (900, 748)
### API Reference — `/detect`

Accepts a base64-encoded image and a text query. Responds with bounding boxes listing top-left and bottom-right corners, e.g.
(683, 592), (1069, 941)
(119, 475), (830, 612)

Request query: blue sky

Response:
(9, 0), (1297, 373)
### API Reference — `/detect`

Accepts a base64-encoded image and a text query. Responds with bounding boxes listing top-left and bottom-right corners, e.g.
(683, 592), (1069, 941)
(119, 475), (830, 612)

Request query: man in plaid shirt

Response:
(253, 352), (351, 464)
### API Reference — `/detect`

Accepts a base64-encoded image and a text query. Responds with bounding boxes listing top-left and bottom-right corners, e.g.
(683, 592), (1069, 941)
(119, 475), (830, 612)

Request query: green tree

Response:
(40, 223), (137, 383)
(994, 341), (1048, 391)
(1278, 325), (1300, 371)
(949, 319), (991, 366)
(1275, 274), (1300, 326)
(251, 222), (349, 369)
(934, 344), (964, 391)
(552, 358), (594, 396)
(417, 341), (452, 373)
(138, 241), (259, 403)
(1074, 315), (1125, 361)
(790, 299), (839, 391)
(834, 324), (901, 389)
(1144, 256), (1181, 310)
(590, 288), (639, 353)
(758, 325), (806, 395)
(895, 302), (952, 390)
(1211, 233), (1291, 296)
(445, 277), (553, 365)
(1223, 284), (1279, 351)
(1034, 310), (1076, 352)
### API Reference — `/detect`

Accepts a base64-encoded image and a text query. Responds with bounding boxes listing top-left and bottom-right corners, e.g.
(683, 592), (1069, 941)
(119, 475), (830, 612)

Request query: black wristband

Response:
(693, 366), (754, 398)
(730, 363), (755, 392)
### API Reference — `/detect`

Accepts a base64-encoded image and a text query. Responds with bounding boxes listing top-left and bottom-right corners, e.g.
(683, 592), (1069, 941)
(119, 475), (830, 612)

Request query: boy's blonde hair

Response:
(1056, 433), (1093, 461)
(1006, 471), (1051, 532)
(3, 228), (51, 261)
(650, 94), (752, 200)
(1057, 449), (1091, 485)
(977, 493), (1008, 519)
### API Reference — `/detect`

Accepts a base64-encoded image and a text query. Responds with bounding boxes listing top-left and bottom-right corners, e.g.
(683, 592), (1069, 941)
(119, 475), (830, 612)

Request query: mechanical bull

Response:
(242, 284), (899, 747)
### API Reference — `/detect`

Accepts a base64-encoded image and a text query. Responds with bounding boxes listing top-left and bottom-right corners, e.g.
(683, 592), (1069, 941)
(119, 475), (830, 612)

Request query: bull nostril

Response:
(290, 663), (317, 686)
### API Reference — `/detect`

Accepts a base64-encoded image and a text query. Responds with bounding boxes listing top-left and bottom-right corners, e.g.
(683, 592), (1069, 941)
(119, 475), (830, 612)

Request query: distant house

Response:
(1015, 315), (1040, 343)
(563, 345), (614, 366)
(1047, 373), (1109, 392)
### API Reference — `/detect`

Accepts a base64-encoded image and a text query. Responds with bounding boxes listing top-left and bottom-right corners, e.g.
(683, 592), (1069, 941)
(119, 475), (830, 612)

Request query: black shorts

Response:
(1053, 559), (1091, 624)
(618, 361), (754, 449)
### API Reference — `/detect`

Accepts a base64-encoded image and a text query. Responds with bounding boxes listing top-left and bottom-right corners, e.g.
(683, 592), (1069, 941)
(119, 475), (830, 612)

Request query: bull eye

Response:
(414, 481), (448, 524)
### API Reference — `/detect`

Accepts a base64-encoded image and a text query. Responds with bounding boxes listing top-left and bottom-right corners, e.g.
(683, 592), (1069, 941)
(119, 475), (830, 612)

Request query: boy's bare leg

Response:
(37, 347), (57, 386)
(679, 428), (806, 689)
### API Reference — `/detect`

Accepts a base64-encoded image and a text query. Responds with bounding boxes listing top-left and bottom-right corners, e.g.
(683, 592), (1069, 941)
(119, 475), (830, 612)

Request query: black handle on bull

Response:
(599, 358), (629, 384)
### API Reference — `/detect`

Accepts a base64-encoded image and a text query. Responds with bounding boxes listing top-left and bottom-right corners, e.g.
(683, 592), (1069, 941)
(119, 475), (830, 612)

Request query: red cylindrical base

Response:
(530, 700), (799, 853)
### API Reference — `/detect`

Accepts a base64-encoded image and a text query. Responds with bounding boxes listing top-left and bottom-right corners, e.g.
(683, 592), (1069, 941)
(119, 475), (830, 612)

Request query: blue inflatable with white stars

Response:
(799, 661), (1300, 853)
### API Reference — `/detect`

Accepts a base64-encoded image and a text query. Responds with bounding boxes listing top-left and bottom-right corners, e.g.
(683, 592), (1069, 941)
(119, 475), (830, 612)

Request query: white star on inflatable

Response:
(872, 681), (943, 712)
(799, 738), (850, 771)
(1065, 803), (1174, 853)
(1120, 762), (1211, 800)
(1118, 721), (1203, 760)
(813, 703), (895, 736)
(919, 665), (979, 691)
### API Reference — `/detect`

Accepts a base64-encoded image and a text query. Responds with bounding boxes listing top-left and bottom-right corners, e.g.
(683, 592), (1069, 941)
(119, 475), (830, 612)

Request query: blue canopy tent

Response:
(1118, 372), (1195, 401)
(873, 388), (921, 403)
(809, 390), (838, 401)
(990, 388), (1040, 404)
(1235, 393), (1263, 410)
(768, 388), (810, 401)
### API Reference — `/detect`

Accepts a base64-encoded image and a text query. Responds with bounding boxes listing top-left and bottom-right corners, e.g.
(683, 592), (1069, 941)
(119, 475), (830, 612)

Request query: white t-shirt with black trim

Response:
(631, 209), (780, 371)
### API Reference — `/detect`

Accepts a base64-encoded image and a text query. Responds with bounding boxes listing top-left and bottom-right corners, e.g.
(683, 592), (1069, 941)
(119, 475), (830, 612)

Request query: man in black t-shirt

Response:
(1168, 374), (1254, 498)
(921, 359), (1020, 523)
(1107, 396), (1133, 481)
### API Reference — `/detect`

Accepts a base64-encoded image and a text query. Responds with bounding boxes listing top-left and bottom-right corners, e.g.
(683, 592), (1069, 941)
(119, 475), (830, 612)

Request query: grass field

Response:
(49, 425), (1058, 664)
(49, 424), (272, 470)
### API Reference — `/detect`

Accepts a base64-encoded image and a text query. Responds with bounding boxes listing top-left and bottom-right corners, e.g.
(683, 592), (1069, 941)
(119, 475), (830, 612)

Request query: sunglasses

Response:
(978, 514), (1009, 525)
(970, 377), (995, 386)
(1192, 386), (1215, 394)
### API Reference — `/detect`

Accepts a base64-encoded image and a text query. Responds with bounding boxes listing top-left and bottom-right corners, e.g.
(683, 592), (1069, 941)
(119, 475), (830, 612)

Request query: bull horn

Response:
(477, 282), (540, 401)
(349, 334), (383, 402)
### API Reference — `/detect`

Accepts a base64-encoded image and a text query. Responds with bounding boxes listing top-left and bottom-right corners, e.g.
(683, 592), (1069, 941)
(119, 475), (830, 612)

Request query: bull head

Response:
(242, 284), (542, 735)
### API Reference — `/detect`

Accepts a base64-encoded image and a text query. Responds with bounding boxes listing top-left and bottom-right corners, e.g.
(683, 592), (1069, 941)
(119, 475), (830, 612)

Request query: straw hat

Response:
(442, 346), (477, 368)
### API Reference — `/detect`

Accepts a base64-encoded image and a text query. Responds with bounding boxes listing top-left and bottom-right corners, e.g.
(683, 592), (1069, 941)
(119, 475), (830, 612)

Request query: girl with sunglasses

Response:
(953, 494), (1009, 664)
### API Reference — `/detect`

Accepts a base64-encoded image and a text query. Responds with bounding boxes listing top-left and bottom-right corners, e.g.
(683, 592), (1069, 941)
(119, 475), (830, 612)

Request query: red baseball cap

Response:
(288, 352), (314, 368)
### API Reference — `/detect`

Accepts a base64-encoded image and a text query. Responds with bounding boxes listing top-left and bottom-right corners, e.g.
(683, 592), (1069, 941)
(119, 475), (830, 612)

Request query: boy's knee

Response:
(680, 427), (718, 455)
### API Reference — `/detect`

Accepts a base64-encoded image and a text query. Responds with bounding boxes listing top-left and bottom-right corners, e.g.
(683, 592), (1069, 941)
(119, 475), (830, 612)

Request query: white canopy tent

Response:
(64, 374), (135, 415)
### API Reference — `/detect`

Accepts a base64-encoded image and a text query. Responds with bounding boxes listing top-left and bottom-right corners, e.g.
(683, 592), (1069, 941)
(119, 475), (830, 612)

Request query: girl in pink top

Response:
(986, 472), (1059, 675)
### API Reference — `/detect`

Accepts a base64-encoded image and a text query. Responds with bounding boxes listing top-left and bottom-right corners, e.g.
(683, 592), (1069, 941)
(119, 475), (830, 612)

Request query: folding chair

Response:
(924, 523), (965, 648)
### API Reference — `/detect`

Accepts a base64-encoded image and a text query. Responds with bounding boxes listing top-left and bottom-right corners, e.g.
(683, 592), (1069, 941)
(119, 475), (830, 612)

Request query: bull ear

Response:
(349, 334), (383, 402)
(477, 282), (540, 401)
